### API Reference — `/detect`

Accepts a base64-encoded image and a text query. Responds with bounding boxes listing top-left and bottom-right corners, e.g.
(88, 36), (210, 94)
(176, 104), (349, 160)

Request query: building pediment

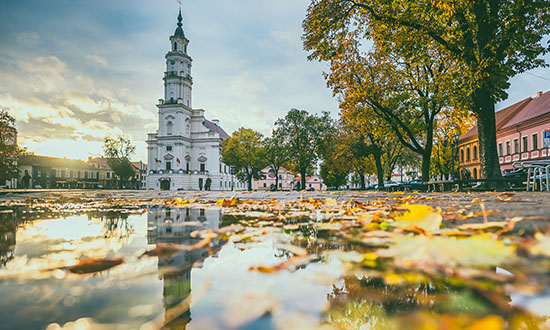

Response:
(198, 155), (207, 162)
(185, 155), (191, 161)
(164, 153), (174, 160)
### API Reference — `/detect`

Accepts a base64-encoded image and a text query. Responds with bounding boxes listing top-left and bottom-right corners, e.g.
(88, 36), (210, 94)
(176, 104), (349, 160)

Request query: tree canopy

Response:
(275, 109), (331, 190)
(303, 0), (550, 185)
(103, 134), (136, 188)
(0, 110), (20, 184)
(222, 128), (266, 191)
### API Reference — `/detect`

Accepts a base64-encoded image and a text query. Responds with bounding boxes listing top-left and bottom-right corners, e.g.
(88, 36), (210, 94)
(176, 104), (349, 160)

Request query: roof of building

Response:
(88, 157), (113, 169)
(174, 9), (185, 38)
(203, 119), (229, 139)
(459, 96), (533, 141)
(501, 91), (550, 129)
(19, 155), (94, 169)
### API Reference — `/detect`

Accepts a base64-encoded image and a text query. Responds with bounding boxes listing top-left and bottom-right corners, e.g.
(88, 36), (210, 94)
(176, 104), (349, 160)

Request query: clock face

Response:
(170, 60), (175, 65)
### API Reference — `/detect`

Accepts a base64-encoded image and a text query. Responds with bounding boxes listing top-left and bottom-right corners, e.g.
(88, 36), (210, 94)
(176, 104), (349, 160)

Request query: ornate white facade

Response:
(146, 10), (243, 191)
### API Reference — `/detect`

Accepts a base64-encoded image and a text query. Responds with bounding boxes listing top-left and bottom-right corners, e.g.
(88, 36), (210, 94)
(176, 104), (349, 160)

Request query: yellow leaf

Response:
(377, 235), (515, 269)
(393, 204), (442, 232)
(466, 315), (505, 330)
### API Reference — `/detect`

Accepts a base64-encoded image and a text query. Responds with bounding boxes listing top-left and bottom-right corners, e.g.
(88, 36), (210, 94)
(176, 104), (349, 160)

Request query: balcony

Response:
(164, 71), (178, 78)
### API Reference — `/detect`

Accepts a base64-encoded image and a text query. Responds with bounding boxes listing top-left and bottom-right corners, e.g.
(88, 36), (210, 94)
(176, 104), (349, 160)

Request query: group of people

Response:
(199, 177), (212, 191)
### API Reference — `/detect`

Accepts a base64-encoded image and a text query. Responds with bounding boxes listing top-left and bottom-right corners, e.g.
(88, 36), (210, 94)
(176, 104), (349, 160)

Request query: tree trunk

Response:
(473, 90), (503, 188)
(358, 171), (365, 190)
(373, 149), (384, 189)
(301, 169), (307, 191)
(274, 166), (279, 191)
(247, 175), (253, 191)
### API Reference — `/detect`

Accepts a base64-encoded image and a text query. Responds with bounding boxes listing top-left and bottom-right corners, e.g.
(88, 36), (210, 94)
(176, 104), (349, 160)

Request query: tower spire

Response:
(174, 5), (185, 38)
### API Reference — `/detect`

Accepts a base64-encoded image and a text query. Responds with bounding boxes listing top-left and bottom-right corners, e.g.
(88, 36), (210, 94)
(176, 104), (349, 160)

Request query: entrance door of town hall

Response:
(160, 179), (171, 191)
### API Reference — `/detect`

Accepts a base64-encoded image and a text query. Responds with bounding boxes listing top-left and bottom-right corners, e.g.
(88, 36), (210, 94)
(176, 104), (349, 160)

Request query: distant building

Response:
(145, 9), (243, 191)
(254, 167), (295, 191)
(458, 91), (550, 178)
(18, 155), (99, 189)
(132, 161), (147, 189)
(295, 175), (327, 191)
(88, 158), (118, 189)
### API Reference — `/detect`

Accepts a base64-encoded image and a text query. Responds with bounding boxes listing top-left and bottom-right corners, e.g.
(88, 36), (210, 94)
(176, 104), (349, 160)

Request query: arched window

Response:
(473, 146), (477, 160)
(167, 121), (173, 135)
(173, 42), (177, 51)
(473, 168), (478, 179)
(460, 149), (464, 162)
(466, 147), (471, 161)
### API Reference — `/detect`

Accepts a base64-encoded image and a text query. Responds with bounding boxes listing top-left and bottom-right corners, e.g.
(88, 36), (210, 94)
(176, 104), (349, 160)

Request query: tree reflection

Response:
(0, 211), (18, 267)
(89, 213), (134, 239)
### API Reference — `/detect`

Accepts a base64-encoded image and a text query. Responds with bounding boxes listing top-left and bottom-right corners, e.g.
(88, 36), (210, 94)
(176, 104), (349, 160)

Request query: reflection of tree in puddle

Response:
(0, 211), (20, 267)
(88, 212), (134, 239)
(147, 207), (225, 329)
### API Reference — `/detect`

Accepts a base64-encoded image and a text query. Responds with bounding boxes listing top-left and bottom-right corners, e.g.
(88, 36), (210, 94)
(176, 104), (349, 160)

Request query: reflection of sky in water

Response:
(1, 207), (549, 329)
(0, 208), (340, 329)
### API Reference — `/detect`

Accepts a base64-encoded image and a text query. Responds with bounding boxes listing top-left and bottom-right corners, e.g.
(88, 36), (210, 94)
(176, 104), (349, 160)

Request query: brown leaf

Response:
(249, 255), (313, 273)
(67, 258), (123, 274)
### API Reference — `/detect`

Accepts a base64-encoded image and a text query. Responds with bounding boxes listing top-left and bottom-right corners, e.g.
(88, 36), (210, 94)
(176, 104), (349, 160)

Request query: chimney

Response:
(537, 91), (543, 97)
(212, 119), (220, 126)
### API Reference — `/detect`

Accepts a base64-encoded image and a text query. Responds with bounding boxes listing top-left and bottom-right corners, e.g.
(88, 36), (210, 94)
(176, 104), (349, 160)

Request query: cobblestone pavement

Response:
(1, 189), (549, 233)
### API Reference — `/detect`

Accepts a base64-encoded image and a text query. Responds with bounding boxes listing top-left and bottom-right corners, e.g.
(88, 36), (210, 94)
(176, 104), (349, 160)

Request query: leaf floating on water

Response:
(249, 255), (313, 273)
(377, 235), (516, 270)
(67, 258), (123, 274)
(141, 243), (185, 258)
(276, 243), (308, 257)
(393, 204), (442, 232)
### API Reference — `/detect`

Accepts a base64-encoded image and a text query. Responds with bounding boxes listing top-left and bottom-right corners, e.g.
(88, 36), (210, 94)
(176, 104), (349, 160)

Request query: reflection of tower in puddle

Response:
(147, 207), (221, 328)
(0, 211), (18, 267)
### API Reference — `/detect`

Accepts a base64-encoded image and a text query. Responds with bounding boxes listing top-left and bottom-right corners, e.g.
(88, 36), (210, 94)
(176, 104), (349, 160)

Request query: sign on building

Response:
(544, 131), (550, 149)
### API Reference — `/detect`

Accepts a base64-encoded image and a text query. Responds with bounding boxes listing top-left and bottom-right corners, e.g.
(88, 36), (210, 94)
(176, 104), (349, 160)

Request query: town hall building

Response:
(146, 9), (243, 191)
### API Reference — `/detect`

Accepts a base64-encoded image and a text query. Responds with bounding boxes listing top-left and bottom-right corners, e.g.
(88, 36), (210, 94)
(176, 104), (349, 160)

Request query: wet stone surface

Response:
(0, 190), (549, 329)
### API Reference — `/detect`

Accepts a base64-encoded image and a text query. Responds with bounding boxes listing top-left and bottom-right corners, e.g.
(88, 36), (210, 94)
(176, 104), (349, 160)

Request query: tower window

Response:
(173, 42), (177, 51)
(167, 121), (173, 135)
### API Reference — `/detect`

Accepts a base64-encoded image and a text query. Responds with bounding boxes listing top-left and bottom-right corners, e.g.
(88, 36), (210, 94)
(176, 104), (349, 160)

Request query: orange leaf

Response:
(67, 258), (123, 274)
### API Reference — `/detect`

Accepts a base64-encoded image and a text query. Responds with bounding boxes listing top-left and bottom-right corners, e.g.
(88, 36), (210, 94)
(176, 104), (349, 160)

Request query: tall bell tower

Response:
(164, 9), (193, 107)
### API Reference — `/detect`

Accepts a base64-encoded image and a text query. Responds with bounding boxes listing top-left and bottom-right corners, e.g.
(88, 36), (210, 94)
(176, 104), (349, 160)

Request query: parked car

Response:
(400, 180), (425, 191)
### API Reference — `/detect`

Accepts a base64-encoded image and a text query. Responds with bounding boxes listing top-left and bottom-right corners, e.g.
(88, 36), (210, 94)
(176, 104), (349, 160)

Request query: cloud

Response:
(85, 54), (108, 67)
(229, 72), (268, 101)
(15, 31), (40, 44)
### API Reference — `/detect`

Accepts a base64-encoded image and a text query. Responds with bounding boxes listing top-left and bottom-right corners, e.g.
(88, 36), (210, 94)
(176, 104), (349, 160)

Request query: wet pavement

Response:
(0, 190), (549, 329)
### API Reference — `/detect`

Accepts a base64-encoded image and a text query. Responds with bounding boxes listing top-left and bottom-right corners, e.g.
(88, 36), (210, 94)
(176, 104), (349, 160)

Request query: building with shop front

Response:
(18, 155), (99, 189)
(145, 10), (243, 191)
(458, 91), (550, 178)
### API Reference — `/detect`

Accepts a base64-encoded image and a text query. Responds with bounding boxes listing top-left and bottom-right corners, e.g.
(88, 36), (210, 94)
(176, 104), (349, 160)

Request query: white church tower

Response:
(146, 9), (243, 191)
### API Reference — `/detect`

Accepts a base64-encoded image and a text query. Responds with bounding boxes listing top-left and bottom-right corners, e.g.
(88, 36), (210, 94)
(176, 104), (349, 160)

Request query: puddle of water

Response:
(0, 206), (549, 329)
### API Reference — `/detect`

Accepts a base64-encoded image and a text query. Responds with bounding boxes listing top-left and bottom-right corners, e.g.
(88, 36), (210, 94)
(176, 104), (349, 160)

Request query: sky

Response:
(0, 0), (549, 162)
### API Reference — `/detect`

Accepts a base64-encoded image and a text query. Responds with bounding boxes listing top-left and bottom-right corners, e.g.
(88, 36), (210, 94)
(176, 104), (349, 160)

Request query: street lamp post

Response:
(451, 133), (459, 180)
(230, 167), (235, 191)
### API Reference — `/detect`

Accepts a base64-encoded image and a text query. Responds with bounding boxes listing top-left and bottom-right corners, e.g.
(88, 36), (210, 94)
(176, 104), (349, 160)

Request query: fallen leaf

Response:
(393, 204), (442, 232)
(456, 222), (509, 231)
(276, 243), (308, 257)
(377, 235), (515, 269)
(67, 258), (123, 274)
(249, 255), (313, 273)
